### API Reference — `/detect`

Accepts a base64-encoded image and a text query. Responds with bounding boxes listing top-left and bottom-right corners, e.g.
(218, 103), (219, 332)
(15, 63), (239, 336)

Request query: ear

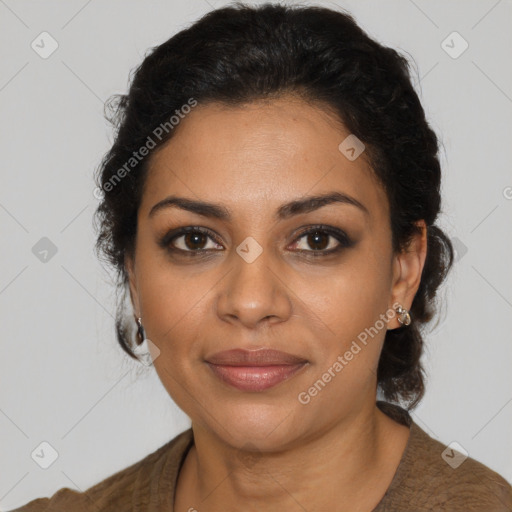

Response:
(388, 220), (428, 330)
(125, 253), (140, 318)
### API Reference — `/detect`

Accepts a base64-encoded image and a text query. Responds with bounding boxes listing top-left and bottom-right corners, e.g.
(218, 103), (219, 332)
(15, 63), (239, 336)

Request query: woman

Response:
(11, 2), (512, 511)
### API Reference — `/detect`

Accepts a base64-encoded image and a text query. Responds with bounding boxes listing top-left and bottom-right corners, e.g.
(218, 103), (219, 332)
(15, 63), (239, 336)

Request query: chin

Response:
(200, 400), (305, 451)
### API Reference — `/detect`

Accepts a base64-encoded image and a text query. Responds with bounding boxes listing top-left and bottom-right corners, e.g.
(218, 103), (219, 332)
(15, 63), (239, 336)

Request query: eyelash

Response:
(159, 225), (355, 258)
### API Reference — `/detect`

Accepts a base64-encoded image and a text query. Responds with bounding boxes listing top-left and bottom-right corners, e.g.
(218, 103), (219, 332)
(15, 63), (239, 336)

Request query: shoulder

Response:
(375, 402), (512, 511)
(7, 429), (194, 512)
(389, 420), (512, 511)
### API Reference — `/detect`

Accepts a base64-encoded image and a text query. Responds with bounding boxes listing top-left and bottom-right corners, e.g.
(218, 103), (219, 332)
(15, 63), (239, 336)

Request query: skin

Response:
(126, 94), (427, 512)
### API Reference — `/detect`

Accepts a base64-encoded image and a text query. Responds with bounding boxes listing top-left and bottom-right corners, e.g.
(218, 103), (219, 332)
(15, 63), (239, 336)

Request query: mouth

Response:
(205, 348), (309, 392)
(206, 363), (308, 392)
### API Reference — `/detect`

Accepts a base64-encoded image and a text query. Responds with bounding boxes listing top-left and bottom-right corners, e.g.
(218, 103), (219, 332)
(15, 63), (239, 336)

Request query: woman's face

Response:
(127, 95), (423, 450)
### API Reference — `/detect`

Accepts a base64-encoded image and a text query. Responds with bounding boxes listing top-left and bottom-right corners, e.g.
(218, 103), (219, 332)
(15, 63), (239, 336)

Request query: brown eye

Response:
(305, 231), (330, 251)
(289, 225), (355, 256)
(160, 225), (354, 258)
(163, 227), (224, 253)
(182, 232), (208, 250)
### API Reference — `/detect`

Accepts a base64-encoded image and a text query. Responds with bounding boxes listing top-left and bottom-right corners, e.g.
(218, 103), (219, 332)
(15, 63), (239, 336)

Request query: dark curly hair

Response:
(93, 1), (454, 409)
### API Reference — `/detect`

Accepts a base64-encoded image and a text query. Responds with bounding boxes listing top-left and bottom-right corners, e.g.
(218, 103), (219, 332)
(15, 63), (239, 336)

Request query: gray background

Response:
(1, 0), (511, 508)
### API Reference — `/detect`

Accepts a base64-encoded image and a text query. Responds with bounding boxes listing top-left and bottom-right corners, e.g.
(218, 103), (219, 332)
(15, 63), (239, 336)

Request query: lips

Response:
(206, 348), (307, 366)
(205, 348), (308, 392)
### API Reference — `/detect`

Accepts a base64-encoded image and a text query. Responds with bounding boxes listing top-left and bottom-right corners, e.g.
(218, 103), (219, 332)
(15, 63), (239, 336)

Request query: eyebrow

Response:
(148, 191), (369, 220)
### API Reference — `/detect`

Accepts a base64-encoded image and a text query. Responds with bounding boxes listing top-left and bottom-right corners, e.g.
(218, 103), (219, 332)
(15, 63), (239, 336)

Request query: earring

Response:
(134, 317), (155, 366)
(395, 304), (411, 326)
(136, 317), (146, 344)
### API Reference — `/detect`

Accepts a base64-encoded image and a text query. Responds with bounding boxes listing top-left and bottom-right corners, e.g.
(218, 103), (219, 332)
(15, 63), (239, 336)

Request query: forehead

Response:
(141, 96), (388, 223)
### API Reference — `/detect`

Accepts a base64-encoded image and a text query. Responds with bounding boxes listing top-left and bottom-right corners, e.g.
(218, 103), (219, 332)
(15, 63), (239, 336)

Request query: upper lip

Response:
(205, 348), (308, 366)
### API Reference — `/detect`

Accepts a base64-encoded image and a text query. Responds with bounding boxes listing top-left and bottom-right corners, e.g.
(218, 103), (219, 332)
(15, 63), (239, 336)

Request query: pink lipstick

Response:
(205, 348), (308, 392)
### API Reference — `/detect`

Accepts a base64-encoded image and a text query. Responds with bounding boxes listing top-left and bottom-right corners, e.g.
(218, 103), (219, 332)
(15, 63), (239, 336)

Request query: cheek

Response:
(133, 246), (209, 354)
(296, 247), (391, 332)
(289, 255), (392, 390)
(140, 271), (212, 356)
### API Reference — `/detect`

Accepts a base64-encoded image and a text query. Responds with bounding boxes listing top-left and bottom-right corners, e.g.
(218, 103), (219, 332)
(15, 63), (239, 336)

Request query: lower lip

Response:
(206, 363), (307, 391)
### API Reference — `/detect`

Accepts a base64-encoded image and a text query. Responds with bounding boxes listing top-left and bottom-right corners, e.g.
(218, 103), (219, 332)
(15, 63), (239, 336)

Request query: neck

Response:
(176, 402), (410, 512)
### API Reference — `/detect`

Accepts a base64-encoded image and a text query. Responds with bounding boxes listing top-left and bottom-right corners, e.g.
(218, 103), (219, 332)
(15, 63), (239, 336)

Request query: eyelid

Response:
(160, 226), (223, 251)
(160, 224), (354, 255)
(289, 225), (354, 253)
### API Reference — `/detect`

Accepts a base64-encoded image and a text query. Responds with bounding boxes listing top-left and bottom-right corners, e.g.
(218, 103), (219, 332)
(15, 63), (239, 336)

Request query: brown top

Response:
(9, 402), (512, 512)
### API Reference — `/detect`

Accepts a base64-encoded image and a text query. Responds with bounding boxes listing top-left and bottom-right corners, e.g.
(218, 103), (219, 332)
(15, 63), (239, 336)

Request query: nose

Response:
(215, 245), (293, 330)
